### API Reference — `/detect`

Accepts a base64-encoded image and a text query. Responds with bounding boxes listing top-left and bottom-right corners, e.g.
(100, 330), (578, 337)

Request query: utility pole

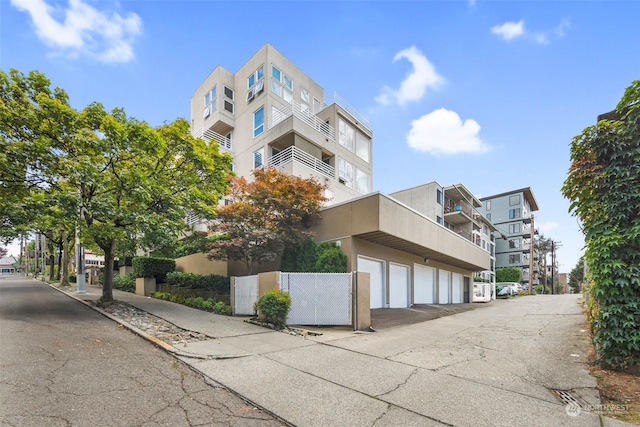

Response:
(529, 214), (535, 294)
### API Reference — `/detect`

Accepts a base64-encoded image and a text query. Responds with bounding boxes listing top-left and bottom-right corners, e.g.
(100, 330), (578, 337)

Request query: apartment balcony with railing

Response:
(268, 145), (335, 180)
(443, 198), (479, 229)
(268, 99), (336, 141)
(193, 128), (233, 152)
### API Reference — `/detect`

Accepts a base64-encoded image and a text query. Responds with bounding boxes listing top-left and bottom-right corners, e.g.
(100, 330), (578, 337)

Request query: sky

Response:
(1, 0), (639, 274)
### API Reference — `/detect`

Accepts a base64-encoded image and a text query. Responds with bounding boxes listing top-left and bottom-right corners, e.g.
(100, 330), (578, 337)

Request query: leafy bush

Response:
(173, 232), (214, 258)
(112, 273), (135, 293)
(132, 257), (176, 284)
(149, 291), (232, 315)
(496, 267), (522, 283)
(314, 242), (347, 273)
(281, 239), (347, 273)
(257, 289), (291, 329)
(165, 272), (229, 292)
(69, 274), (76, 283)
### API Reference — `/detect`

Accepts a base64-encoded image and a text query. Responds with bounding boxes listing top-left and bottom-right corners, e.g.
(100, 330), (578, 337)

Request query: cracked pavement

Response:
(0, 276), (285, 427)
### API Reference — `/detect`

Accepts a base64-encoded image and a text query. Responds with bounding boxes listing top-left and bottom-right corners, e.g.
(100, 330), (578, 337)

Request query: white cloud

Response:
(555, 18), (571, 37)
(11, 0), (142, 63)
(407, 108), (490, 155)
(375, 46), (443, 106)
(491, 20), (525, 41)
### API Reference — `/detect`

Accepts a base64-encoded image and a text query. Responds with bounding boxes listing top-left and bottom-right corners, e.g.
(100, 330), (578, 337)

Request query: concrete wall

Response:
(175, 253), (228, 276)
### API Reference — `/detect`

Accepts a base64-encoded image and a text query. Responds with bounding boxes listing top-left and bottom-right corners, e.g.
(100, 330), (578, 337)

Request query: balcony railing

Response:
(327, 92), (372, 132)
(269, 146), (335, 180)
(268, 100), (336, 141)
(193, 128), (233, 151)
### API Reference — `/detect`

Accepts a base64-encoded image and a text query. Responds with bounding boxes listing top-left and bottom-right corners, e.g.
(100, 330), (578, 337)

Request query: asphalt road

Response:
(0, 275), (285, 427)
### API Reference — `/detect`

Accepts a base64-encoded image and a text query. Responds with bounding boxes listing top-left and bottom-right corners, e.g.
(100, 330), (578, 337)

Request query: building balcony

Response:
(193, 128), (233, 152)
(444, 200), (478, 227)
(269, 145), (335, 180)
(268, 100), (336, 141)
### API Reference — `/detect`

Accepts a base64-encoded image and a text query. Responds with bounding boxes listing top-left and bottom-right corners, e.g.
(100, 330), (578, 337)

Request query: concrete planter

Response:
(135, 277), (156, 296)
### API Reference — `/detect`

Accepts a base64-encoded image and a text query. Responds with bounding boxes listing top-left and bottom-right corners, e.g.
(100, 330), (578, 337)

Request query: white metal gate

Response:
(279, 272), (352, 326)
(234, 275), (259, 315)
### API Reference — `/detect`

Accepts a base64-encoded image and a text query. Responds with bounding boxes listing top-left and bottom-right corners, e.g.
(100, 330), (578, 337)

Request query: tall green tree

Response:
(568, 257), (585, 293)
(208, 168), (328, 275)
(562, 80), (640, 369)
(1, 69), (233, 304)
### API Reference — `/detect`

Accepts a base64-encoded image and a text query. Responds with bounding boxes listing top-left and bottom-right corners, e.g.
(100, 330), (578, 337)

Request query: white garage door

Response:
(389, 263), (409, 308)
(414, 264), (435, 304)
(438, 269), (450, 304)
(452, 272), (463, 304)
(358, 256), (385, 309)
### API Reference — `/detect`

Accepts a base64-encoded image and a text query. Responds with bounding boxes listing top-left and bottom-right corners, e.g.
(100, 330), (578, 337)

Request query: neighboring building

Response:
(310, 192), (491, 308)
(478, 188), (540, 290)
(390, 182), (497, 298)
(189, 43), (373, 231)
(0, 256), (18, 274)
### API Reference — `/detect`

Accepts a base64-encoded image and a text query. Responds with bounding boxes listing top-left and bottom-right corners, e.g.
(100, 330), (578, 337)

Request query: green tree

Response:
(208, 168), (328, 275)
(1, 69), (233, 304)
(568, 257), (585, 293)
(562, 80), (640, 369)
(314, 242), (347, 273)
(496, 267), (521, 283)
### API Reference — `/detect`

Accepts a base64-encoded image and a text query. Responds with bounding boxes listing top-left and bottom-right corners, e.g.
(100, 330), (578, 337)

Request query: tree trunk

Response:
(47, 240), (55, 281)
(56, 240), (63, 281)
(60, 231), (69, 286)
(99, 238), (117, 304)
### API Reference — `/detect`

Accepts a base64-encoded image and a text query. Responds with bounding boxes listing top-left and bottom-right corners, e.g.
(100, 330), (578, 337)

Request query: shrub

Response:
(112, 273), (135, 293)
(166, 272), (229, 292)
(257, 289), (291, 329)
(132, 257), (176, 284)
(315, 242), (347, 273)
(281, 239), (347, 273)
(149, 291), (232, 315)
(69, 274), (76, 283)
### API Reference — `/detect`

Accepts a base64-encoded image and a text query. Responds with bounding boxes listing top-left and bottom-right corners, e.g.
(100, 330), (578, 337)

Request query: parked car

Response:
(496, 282), (520, 296)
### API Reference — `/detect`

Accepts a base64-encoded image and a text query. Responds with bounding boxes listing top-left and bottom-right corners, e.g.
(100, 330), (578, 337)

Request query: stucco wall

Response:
(175, 253), (228, 276)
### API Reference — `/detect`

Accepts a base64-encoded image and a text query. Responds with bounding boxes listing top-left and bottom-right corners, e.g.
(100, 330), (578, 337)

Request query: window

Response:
(271, 65), (293, 102)
(203, 86), (217, 117)
(509, 254), (521, 264)
(253, 107), (264, 137)
(338, 157), (354, 189)
(509, 195), (521, 206)
(437, 216), (443, 225)
(483, 224), (489, 235)
(509, 239), (520, 249)
(355, 133), (370, 162)
(509, 208), (520, 219)
(486, 200), (491, 210)
(355, 168), (369, 194)
(223, 86), (234, 114)
(508, 223), (521, 234)
(253, 147), (264, 169)
(338, 119), (355, 151)
(437, 189), (443, 205)
(300, 88), (310, 114)
(482, 240), (486, 249)
(248, 65), (264, 90)
(486, 213), (491, 221)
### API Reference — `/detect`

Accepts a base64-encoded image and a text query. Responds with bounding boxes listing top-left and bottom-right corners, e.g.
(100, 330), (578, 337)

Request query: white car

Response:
(496, 282), (521, 296)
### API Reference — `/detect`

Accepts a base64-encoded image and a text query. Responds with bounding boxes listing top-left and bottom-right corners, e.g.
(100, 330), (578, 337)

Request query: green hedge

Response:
(150, 291), (231, 315)
(165, 272), (229, 292)
(113, 273), (135, 293)
(132, 257), (176, 284)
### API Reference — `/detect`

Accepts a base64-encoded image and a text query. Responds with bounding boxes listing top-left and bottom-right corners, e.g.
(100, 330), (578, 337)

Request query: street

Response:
(0, 276), (284, 427)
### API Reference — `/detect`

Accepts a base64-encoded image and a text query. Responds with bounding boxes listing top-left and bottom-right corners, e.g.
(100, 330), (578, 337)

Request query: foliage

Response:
(1, 69), (233, 304)
(562, 80), (640, 369)
(165, 271), (229, 292)
(568, 257), (585, 293)
(257, 289), (291, 329)
(496, 267), (522, 283)
(132, 257), (176, 283)
(150, 291), (231, 315)
(69, 274), (76, 283)
(208, 168), (328, 275)
(112, 273), (135, 293)
(314, 242), (347, 273)
(173, 232), (215, 258)
(281, 239), (347, 273)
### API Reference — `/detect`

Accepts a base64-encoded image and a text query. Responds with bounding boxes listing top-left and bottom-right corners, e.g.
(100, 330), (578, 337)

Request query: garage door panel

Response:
(358, 257), (385, 309)
(452, 272), (463, 304)
(414, 264), (435, 304)
(438, 269), (450, 304)
(389, 263), (409, 308)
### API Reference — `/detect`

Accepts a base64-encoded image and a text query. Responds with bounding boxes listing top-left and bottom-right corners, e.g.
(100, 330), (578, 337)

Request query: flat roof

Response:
(479, 187), (539, 212)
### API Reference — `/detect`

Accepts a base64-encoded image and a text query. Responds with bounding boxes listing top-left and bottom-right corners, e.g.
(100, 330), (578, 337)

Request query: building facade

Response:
(478, 188), (540, 290)
(190, 43), (373, 233)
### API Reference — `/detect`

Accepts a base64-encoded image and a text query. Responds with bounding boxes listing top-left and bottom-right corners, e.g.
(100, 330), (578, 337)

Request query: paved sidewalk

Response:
(60, 284), (633, 427)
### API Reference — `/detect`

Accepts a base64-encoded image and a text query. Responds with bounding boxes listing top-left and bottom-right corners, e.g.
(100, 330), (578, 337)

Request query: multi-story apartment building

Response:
(478, 188), (540, 290)
(189, 43), (372, 229)
(390, 182), (497, 290)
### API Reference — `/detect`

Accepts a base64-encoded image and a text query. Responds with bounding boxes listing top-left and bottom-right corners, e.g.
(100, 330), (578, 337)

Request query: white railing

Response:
(193, 128), (233, 151)
(269, 146), (335, 180)
(327, 92), (372, 131)
(268, 100), (336, 141)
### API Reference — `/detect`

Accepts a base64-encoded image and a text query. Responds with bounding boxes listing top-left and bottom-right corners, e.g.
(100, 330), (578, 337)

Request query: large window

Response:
(271, 65), (293, 102)
(509, 239), (520, 249)
(508, 223), (521, 233)
(437, 189), (443, 205)
(486, 200), (491, 210)
(253, 107), (264, 137)
(338, 119), (355, 152)
(253, 147), (264, 169)
(355, 132), (370, 162)
(509, 208), (520, 219)
(338, 157), (354, 189)
(300, 88), (310, 113)
(509, 195), (521, 206)
(203, 86), (217, 117)
(355, 168), (369, 194)
(509, 254), (521, 264)
(223, 86), (234, 114)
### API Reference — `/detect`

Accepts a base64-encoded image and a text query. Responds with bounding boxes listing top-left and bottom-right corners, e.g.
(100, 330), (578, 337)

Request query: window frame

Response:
(253, 106), (265, 138)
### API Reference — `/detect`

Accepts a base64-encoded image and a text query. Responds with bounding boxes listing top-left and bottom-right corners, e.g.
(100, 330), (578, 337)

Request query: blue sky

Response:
(2, 0), (639, 274)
